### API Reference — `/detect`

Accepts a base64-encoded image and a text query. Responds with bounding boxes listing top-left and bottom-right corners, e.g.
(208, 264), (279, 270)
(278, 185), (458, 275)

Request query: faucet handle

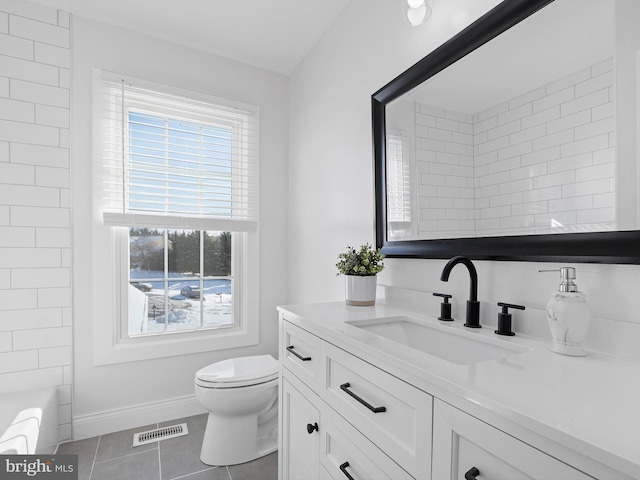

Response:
(495, 302), (525, 336)
(433, 292), (453, 321)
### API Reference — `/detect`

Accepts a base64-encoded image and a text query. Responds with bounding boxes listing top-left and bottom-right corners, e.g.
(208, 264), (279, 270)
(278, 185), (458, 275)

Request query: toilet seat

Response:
(195, 355), (279, 389)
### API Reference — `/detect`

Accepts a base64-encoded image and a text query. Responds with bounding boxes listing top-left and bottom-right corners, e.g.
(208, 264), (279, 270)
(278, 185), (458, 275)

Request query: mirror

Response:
(373, 0), (640, 263)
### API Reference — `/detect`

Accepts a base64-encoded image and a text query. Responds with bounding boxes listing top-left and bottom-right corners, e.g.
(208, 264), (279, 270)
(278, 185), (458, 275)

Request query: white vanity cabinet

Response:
(432, 400), (593, 480)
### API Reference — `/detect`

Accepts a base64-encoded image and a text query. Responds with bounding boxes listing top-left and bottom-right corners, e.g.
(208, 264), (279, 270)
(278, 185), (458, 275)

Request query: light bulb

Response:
(407, 0), (425, 8)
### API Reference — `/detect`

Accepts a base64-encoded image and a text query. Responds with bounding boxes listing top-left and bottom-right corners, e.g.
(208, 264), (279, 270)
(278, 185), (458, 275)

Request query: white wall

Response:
(289, 0), (640, 361)
(71, 17), (289, 437)
(0, 0), (72, 441)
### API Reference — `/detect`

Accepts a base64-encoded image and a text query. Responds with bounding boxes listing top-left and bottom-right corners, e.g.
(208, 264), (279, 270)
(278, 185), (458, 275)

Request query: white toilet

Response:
(195, 354), (279, 466)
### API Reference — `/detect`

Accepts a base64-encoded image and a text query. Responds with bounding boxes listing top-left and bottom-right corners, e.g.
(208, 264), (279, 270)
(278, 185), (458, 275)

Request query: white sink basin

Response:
(345, 316), (530, 366)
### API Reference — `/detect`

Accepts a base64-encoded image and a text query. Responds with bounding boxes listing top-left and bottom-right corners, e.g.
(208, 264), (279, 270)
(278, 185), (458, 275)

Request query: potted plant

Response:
(336, 244), (385, 306)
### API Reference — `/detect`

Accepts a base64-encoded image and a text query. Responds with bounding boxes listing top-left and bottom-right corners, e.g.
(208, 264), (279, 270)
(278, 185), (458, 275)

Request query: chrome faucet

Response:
(440, 256), (481, 328)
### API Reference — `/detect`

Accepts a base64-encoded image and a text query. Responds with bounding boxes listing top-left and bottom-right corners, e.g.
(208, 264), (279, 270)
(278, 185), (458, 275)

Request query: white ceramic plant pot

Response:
(345, 275), (377, 306)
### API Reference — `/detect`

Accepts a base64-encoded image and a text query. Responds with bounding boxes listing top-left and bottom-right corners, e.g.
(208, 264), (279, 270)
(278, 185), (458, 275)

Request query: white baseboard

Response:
(71, 394), (206, 441)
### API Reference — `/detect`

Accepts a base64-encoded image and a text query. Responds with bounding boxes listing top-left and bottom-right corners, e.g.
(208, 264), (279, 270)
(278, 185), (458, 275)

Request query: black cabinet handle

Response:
(339, 461), (355, 480)
(286, 345), (311, 361)
(465, 466), (480, 480)
(339, 383), (386, 413)
(306, 422), (318, 434)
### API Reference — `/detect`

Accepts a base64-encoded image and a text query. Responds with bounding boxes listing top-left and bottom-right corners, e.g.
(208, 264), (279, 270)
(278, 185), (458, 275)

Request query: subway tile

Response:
(561, 89), (609, 117)
(532, 129), (573, 151)
(575, 70), (613, 98)
(577, 207), (615, 224)
(0, 118), (59, 145)
(38, 287), (70, 308)
(562, 178), (610, 198)
(453, 198), (474, 209)
(521, 105), (560, 130)
(522, 186), (562, 203)
(34, 42), (69, 68)
(0, 332), (11, 352)
(487, 119), (520, 141)
(35, 165), (69, 187)
(497, 141), (531, 161)
(0, 247), (60, 267)
(475, 184), (499, 199)
(62, 306), (71, 326)
(58, 403), (71, 424)
(0, 32), (34, 59)
(479, 205), (511, 219)
(436, 151), (458, 165)
(417, 184), (437, 197)
(421, 173), (445, 186)
(509, 86), (545, 109)
(0, 78), (7, 98)
(2, 0), (58, 24)
(444, 110), (470, 123)
(489, 192), (522, 207)
(473, 130), (487, 146)
(60, 248), (70, 268)
(445, 176), (473, 188)
(451, 165), (474, 178)
(39, 345), (71, 367)
(10, 206), (69, 227)
(13, 326), (71, 350)
(533, 170), (575, 189)
(36, 227), (69, 247)
(416, 113), (435, 128)
(11, 78), (69, 108)
(0, 55), (58, 86)
(0, 288), (37, 311)
(57, 11), (70, 28)
(591, 58), (613, 77)
(35, 104), (69, 127)
(548, 152), (592, 174)
(429, 162), (453, 176)
(488, 156), (520, 175)
(9, 15), (69, 48)
(57, 384), (71, 404)
(0, 162), (35, 185)
(476, 102), (508, 123)
(0, 141), (7, 161)
(549, 195), (593, 213)
(438, 219), (462, 230)
(533, 86), (574, 113)
(574, 116), (614, 141)
(592, 101), (614, 122)
(12, 267), (69, 288)
(509, 124), (546, 146)
(58, 67), (69, 88)
(498, 103), (532, 126)
(474, 150), (497, 167)
(0, 12), (7, 33)
(511, 201), (548, 216)
(421, 209), (446, 220)
(535, 210), (576, 227)
(475, 218), (500, 231)
(499, 178), (533, 195)
(0, 184), (60, 207)
(0, 307), (62, 331)
(474, 116), (497, 134)
(546, 68), (590, 95)
(0, 226), (35, 247)
(478, 136), (509, 156)
(0, 350), (39, 374)
(445, 142), (473, 156)
(546, 110), (591, 135)
(458, 122), (473, 135)
(593, 192), (614, 208)
(0, 366), (64, 394)
(560, 134), (609, 157)
(435, 117), (459, 132)
(419, 137), (445, 152)
(0, 269), (8, 289)
(576, 163), (615, 183)
(418, 219), (438, 233)
(9, 143), (69, 167)
(452, 131), (473, 145)
(0, 206), (8, 225)
(511, 163), (547, 181)
(500, 215), (535, 229)
(429, 197), (453, 209)
(428, 127), (452, 142)
(436, 186), (460, 198)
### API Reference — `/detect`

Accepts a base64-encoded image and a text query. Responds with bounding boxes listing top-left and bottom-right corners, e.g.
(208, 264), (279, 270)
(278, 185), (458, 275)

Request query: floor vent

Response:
(133, 423), (189, 447)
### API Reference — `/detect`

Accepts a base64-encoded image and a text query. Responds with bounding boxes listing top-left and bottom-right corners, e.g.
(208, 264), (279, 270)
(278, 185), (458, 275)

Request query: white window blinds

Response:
(95, 70), (259, 232)
(386, 133), (412, 224)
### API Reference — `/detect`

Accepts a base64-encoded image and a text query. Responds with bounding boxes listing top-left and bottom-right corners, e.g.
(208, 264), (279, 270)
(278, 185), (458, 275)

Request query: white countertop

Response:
(277, 301), (640, 479)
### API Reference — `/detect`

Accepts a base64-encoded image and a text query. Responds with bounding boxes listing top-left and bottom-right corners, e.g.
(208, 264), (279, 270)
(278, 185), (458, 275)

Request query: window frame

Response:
(91, 70), (259, 365)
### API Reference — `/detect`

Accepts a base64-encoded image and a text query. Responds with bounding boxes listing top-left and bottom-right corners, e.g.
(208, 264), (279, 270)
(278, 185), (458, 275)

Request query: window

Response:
(92, 70), (259, 363)
(386, 131), (414, 239)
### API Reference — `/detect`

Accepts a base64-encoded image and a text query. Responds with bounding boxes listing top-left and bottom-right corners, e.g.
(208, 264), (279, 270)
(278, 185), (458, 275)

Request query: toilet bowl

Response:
(195, 354), (279, 466)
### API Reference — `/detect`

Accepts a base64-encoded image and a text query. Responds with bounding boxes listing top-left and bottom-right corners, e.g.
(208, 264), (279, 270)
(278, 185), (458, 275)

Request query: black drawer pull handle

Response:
(286, 345), (311, 361)
(339, 383), (386, 413)
(306, 422), (318, 434)
(339, 461), (355, 480)
(465, 467), (480, 480)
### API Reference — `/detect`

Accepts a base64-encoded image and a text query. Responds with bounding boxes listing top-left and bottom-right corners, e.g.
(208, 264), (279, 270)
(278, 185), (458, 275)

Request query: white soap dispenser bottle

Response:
(540, 267), (591, 357)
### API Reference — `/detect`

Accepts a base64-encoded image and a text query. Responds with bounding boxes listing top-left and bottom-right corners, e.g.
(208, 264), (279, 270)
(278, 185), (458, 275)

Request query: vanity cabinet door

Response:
(432, 400), (594, 480)
(280, 377), (320, 480)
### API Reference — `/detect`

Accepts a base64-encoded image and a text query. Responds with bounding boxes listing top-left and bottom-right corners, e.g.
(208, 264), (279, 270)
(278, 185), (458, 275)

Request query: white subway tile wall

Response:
(415, 60), (615, 238)
(0, 0), (71, 442)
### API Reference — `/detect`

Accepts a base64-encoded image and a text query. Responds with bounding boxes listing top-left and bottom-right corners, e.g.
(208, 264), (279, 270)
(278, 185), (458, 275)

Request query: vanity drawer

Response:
(320, 341), (432, 480)
(319, 411), (413, 480)
(281, 321), (321, 387)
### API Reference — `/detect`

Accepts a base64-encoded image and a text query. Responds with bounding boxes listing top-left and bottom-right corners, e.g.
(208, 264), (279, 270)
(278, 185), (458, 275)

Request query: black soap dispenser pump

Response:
(495, 302), (525, 336)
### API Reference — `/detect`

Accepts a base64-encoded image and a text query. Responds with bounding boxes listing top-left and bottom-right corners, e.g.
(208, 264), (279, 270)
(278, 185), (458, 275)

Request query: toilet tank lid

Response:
(196, 355), (278, 384)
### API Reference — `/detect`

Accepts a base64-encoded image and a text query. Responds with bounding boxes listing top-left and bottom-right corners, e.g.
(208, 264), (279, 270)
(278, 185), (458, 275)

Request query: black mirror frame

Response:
(373, 0), (640, 264)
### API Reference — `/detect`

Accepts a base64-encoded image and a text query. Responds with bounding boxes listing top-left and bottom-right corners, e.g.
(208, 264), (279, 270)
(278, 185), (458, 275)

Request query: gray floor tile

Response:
(56, 436), (99, 480)
(91, 448), (160, 480)
(159, 414), (209, 480)
(169, 466), (231, 480)
(96, 423), (159, 462)
(227, 453), (277, 480)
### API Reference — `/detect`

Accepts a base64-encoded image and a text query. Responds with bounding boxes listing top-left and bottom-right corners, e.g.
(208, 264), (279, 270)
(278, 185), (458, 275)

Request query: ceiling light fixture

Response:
(402, 0), (433, 27)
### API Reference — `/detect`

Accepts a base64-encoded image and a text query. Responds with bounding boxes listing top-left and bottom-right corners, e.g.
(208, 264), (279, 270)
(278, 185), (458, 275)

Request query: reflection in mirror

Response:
(384, 0), (629, 242)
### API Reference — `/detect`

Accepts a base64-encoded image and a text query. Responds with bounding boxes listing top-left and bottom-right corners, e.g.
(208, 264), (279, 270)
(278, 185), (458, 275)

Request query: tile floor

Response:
(55, 413), (278, 480)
